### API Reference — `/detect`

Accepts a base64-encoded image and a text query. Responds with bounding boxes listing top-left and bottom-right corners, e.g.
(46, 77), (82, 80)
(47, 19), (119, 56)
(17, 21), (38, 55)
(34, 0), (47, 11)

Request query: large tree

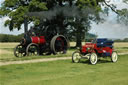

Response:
(0, 0), (127, 47)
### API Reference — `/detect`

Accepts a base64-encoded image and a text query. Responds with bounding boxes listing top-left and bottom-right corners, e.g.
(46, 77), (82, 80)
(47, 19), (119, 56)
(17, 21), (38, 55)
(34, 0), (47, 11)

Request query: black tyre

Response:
(89, 53), (98, 65)
(26, 43), (39, 56)
(14, 44), (26, 57)
(50, 35), (69, 54)
(111, 51), (118, 62)
(72, 51), (81, 63)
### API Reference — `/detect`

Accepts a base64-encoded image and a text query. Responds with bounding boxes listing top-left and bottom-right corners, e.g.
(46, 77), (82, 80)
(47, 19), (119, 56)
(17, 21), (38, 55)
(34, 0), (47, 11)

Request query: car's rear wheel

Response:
(90, 53), (98, 65)
(111, 51), (118, 62)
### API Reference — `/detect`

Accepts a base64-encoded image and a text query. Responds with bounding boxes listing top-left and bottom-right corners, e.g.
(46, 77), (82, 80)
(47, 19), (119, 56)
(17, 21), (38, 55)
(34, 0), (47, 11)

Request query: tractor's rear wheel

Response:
(72, 51), (81, 63)
(50, 35), (69, 55)
(14, 44), (26, 57)
(26, 43), (39, 56)
(89, 53), (98, 65)
(111, 51), (118, 62)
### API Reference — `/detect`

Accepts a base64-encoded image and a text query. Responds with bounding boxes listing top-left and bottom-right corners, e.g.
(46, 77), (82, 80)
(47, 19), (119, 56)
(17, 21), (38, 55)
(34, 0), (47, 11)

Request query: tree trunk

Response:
(76, 37), (82, 47)
(76, 30), (82, 47)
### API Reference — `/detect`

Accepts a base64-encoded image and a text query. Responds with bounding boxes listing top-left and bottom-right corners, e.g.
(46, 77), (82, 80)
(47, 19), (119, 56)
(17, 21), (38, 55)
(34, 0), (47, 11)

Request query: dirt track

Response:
(0, 57), (71, 66)
(0, 53), (128, 66)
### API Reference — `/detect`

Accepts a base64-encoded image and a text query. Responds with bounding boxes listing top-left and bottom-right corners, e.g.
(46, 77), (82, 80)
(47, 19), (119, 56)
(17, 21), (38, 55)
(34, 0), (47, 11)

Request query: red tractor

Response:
(72, 38), (118, 64)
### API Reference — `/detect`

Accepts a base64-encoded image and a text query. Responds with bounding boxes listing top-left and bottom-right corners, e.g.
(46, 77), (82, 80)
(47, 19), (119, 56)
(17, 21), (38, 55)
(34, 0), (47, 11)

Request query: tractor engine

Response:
(21, 36), (46, 45)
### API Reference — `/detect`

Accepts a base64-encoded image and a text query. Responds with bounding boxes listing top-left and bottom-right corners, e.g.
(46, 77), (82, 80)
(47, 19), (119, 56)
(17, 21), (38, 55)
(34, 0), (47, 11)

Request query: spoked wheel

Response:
(14, 44), (26, 57)
(50, 35), (69, 55)
(26, 43), (39, 56)
(89, 53), (98, 65)
(111, 51), (118, 62)
(72, 51), (81, 63)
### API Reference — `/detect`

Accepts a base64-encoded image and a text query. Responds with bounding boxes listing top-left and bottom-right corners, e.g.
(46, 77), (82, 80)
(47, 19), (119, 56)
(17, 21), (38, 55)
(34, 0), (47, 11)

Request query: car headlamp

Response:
(87, 47), (90, 51)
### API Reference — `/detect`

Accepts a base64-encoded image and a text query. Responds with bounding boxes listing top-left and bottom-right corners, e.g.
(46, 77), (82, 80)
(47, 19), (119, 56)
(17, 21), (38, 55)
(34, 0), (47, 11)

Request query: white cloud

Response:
(89, 0), (128, 39)
(0, 0), (4, 6)
(89, 18), (128, 39)
(0, 17), (24, 35)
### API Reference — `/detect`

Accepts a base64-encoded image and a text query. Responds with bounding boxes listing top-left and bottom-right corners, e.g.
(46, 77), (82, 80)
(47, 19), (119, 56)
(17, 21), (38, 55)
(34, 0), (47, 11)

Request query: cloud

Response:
(0, 0), (4, 6)
(0, 17), (24, 35)
(89, 18), (128, 39)
(89, 0), (128, 39)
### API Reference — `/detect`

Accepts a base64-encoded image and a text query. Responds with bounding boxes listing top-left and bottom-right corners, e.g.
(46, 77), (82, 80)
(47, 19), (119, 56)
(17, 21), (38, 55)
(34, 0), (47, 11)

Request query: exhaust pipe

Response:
(24, 15), (28, 34)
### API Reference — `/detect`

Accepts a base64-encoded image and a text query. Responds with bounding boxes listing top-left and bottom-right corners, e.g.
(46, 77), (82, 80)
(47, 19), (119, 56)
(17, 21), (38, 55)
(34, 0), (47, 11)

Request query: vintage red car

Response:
(72, 38), (118, 64)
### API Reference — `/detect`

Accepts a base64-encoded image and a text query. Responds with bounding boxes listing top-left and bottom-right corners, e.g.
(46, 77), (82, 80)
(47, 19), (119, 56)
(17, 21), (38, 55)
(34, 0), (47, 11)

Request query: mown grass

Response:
(0, 54), (128, 85)
(0, 42), (128, 62)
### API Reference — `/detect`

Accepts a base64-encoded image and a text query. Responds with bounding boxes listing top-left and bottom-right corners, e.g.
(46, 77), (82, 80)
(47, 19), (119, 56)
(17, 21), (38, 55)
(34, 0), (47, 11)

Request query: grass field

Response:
(0, 42), (128, 62)
(0, 54), (128, 85)
(0, 42), (128, 85)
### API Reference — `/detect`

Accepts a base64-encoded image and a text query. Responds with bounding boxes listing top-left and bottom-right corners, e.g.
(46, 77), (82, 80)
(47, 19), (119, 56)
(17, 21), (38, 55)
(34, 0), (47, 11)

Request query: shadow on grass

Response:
(71, 59), (112, 65)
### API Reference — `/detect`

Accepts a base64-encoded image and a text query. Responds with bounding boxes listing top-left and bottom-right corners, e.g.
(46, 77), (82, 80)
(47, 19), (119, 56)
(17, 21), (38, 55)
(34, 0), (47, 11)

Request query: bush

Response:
(0, 34), (24, 42)
(114, 38), (128, 42)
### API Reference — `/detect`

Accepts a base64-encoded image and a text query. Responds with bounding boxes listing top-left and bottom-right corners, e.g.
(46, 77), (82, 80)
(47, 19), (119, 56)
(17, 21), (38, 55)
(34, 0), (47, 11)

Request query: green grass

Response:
(0, 54), (128, 85)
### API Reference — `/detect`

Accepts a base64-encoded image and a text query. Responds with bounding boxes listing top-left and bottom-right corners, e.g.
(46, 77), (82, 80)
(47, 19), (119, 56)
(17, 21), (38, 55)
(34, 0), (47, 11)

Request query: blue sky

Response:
(0, 0), (128, 39)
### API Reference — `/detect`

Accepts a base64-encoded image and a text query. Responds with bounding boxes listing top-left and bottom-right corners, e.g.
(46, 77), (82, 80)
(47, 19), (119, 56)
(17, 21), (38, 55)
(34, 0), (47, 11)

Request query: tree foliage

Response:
(117, 0), (128, 25)
(1, 0), (126, 47)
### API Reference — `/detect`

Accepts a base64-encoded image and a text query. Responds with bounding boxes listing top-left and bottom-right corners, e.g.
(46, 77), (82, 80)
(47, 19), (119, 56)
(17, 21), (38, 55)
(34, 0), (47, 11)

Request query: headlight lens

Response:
(87, 48), (90, 51)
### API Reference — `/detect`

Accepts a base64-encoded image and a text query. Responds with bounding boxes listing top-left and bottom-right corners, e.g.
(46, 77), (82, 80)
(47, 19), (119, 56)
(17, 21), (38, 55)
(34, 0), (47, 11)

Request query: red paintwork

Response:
(81, 42), (113, 56)
(31, 36), (46, 44)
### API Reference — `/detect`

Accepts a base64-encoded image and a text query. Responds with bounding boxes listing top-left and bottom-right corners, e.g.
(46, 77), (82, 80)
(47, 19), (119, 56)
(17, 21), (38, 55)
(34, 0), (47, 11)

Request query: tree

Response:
(0, 0), (125, 47)
(0, 0), (47, 30)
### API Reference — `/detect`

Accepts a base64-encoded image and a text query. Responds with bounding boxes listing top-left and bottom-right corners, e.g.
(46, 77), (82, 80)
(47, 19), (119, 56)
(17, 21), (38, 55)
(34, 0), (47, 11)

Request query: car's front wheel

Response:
(72, 51), (81, 63)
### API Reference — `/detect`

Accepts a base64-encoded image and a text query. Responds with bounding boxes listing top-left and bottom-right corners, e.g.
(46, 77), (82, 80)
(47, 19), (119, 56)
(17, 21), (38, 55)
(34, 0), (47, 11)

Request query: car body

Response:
(72, 38), (118, 64)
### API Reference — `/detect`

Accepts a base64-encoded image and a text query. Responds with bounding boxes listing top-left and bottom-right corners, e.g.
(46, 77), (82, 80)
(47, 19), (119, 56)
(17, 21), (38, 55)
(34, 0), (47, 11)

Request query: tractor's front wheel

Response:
(89, 53), (98, 65)
(72, 51), (81, 63)
(111, 51), (118, 62)
(14, 44), (26, 57)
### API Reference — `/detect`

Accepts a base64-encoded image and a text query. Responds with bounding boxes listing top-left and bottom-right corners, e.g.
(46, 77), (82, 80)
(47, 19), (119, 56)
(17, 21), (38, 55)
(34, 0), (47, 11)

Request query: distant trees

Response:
(0, 32), (97, 42)
(114, 38), (128, 42)
(0, 34), (24, 42)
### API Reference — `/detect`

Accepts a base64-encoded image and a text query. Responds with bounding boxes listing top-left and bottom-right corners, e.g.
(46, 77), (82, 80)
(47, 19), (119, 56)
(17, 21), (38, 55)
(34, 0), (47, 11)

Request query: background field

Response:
(0, 42), (128, 61)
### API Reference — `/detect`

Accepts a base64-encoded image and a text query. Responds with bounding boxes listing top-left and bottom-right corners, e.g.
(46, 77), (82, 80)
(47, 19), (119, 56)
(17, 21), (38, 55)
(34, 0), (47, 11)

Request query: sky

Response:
(0, 0), (128, 39)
